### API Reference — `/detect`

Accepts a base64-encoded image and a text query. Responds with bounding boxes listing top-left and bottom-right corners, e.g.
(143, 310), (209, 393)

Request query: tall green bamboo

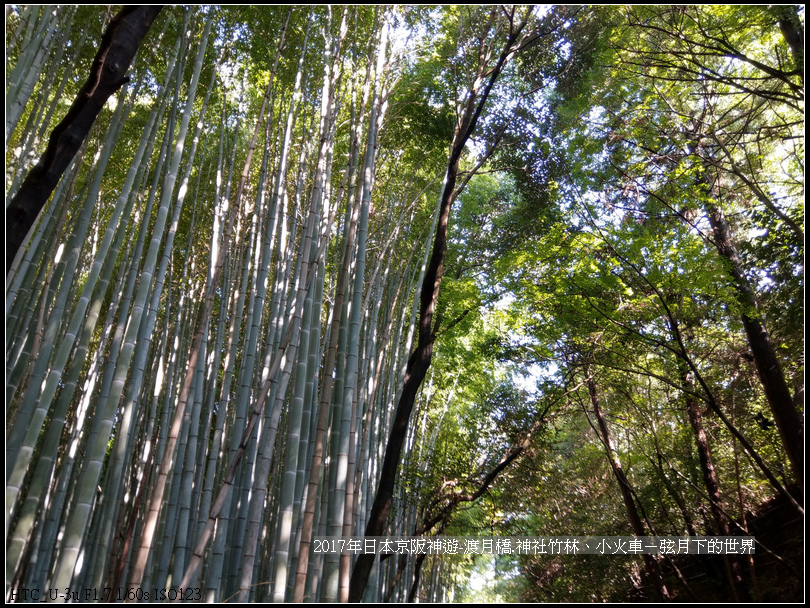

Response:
(6, 6), (61, 143)
(47, 10), (210, 590)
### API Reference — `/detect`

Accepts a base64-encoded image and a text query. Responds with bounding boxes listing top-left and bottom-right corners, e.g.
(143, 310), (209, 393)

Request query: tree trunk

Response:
(706, 202), (803, 492)
(7, 5), (162, 271)
(684, 373), (747, 601)
(349, 14), (535, 599)
(587, 375), (671, 602)
(772, 5), (804, 80)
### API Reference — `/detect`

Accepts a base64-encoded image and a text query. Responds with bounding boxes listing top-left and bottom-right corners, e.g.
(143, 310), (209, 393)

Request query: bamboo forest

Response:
(4, 5), (804, 603)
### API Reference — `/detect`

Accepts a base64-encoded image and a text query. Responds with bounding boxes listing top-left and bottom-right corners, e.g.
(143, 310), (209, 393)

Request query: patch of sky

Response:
(584, 105), (607, 137)
(493, 293), (559, 394)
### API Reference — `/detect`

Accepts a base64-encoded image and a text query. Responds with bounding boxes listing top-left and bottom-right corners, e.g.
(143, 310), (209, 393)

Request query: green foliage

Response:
(5, 5), (802, 603)
(383, 57), (455, 168)
(409, 5), (802, 600)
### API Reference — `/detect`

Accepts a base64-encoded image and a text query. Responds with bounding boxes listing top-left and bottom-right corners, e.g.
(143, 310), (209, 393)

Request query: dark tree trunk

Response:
(587, 376), (671, 602)
(772, 5), (804, 80)
(706, 203), (803, 492)
(347, 126), (459, 604)
(407, 552), (427, 602)
(348, 12), (529, 600)
(684, 377), (748, 601)
(653, 449), (698, 537)
(6, 5), (162, 271)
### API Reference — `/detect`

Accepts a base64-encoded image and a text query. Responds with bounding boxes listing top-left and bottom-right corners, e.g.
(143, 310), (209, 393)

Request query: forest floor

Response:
(640, 489), (804, 602)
